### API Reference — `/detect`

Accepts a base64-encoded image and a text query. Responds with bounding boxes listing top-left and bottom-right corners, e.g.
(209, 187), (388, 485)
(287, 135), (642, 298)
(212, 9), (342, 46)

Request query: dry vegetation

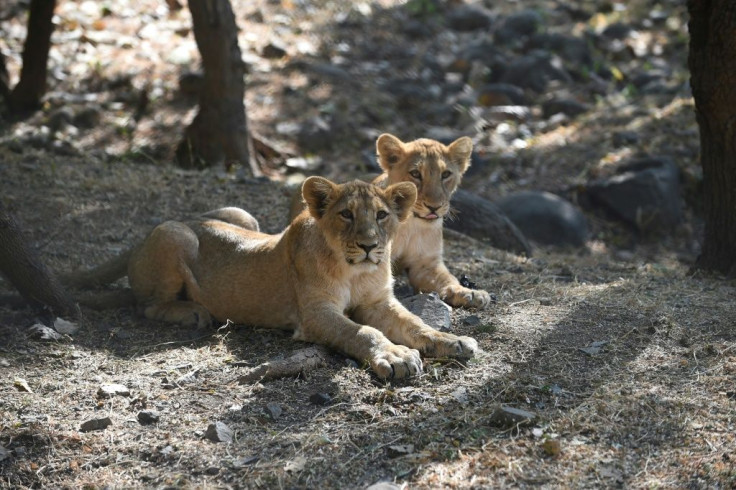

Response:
(1, 0), (735, 488)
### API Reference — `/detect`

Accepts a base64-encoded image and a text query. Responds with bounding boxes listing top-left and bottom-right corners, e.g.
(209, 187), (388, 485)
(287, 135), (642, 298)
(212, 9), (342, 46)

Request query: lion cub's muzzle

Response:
(346, 241), (384, 265)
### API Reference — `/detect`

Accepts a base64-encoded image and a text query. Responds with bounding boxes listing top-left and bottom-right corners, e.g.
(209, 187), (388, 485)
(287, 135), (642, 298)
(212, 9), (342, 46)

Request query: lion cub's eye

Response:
(376, 210), (388, 220)
(339, 209), (353, 220)
(441, 170), (452, 179)
(409, 170), (422, 180)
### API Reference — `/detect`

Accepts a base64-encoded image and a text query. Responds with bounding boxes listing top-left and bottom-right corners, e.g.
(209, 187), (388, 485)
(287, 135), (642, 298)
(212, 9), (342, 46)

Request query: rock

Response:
(178, 71), (204, 96)
(261, 41), (287, 59)
(528, 33), (593, 67)
(446, 5), (492, 31)
(579, 340), (608, 356)
(53, 317), (79, 335)
(586, 157), (682, 231)
(365, 482), (401, 490)
(0, 445), (9, 462)
(601, 22), (633, 40)
(297, 116), (332, 153)
(541, 98), (589, 118)
(448, 189), (532, 256)
(14, 378), (32, 393)
(612, 131), (640, 146)
(477, 83), (525, 106)
(137, 410), (160, 424)
(205, 422), (233, 443)
(499, 53), (572, 93)
(400, 293), (451, 331)
(495, 10), (543, 44)
(542, 439), (562, 456)
(72, 107), (102, 128)
(386, 444), (414, 458)
(463, 315), (481, 327)
(80, 417), (112, 432)
(97, 384), (131, 398)
(496, 191), (589, 247)
(28, 323), (63, 341)
(488, 406), (537, 428)
(265, 402), (282, 420)
(309, 392), (331, 406)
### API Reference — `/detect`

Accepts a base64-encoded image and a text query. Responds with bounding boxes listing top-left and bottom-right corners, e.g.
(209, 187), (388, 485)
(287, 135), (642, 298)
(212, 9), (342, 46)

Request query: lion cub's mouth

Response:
(414, 212), (441, 220)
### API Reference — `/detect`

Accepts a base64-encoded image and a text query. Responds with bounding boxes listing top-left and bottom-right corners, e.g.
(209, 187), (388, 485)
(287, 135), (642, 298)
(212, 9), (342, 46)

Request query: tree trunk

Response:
(688, 0), (736, 276)
(176, 0), (256, 175)
(7, 0), (56, 113)
(0, 202), (78, 317)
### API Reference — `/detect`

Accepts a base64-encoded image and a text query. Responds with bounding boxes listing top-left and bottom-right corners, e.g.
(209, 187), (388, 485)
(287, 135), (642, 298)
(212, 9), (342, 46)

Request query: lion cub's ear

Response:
(448, 136), (473, 174)
(376, 133), (406, 171)
(385, 182), (417, 222)
(302, 176), (338, 219)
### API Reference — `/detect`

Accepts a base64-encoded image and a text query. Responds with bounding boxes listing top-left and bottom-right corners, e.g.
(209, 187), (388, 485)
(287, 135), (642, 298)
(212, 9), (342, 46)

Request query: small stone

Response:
(463, 315), (481, 327)
(233, 455), (259, 467)
(97, 384), (130, 398)
(137, 410), (160, 424)
(14, 378), (32, 393)
(309, 393), (331, 406)
(542, 439), (562, 456)
(53, 317), (79, 335)
(265, 402), (282, 420)
(80, 417), (112, 432)
(400, 293), (452, 332)
(205, 466), (220, 475)
(262, 41), (287, 59)
(366, 482), (402, 490)
(386, 444), (414, 458)
(205, 422), (233, 443)
(489, 406), (537, 428)
(28, 324), (62, 341)
(0, 445), (9, 462)
(446, 5), (492, 31)
(579, 340), (608, 356)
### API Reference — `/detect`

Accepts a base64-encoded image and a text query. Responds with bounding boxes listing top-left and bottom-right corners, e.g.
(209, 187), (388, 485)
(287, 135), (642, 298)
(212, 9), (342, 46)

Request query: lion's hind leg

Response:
(128, 221), (212, 328)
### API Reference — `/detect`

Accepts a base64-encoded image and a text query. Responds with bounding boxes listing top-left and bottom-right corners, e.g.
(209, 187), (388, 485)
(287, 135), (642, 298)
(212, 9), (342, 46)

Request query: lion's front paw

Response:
(423, 333), (479, 360)
(441, 284), (492, 309)
(370, 344), (423, 379)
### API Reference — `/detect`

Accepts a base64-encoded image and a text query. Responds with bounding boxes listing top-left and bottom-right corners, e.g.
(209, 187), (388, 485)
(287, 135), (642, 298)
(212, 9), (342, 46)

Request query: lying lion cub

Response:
(75, 177), (478, 379)
(373, 134), (492, 309)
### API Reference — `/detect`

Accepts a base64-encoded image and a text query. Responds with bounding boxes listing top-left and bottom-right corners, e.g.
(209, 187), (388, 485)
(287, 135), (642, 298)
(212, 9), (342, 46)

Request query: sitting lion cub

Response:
(373, 134), (492, 309)
(87, 177), (478, 379)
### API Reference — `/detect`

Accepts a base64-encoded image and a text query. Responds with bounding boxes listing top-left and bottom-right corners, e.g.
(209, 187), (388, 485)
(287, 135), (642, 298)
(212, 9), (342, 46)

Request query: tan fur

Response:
(373, 134), (492, 308)
(77, 178), (478, 379)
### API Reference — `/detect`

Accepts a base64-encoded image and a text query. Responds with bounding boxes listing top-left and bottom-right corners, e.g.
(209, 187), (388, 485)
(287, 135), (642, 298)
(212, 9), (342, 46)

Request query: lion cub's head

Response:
(376, 134), (473, 222)
(302, 177), (417, 267)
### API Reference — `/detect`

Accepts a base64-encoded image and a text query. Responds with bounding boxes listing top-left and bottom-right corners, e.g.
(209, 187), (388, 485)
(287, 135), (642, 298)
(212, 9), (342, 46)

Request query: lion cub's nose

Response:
(358, 243), (378, 254)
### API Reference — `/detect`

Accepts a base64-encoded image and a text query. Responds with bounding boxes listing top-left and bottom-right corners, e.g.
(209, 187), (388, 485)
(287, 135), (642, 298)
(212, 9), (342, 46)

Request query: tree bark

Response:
(688, 0), (736, 276)
(176, 0), (256, 175)
(6, 0), (56, 113)
(0, 202), (78, 317)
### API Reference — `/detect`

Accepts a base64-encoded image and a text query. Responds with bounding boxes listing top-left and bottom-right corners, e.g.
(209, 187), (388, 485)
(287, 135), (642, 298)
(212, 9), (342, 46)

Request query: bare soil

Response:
(1, 0), (735, 489)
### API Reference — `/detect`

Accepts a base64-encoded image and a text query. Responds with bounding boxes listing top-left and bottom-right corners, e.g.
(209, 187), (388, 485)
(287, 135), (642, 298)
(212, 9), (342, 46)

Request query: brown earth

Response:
(1, 0), (735, 488)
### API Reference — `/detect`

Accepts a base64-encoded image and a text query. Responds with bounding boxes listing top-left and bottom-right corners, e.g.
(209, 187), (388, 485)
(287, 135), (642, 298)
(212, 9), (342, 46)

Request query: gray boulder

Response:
(448, 190), (532, 256)
(496, 191), (589, 247)
(586, 157), (682, 232)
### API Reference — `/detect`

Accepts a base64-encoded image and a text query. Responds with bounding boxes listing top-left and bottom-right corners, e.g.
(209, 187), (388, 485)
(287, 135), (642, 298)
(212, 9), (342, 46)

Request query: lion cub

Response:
(374, 134), (492, 309)
(120, 177), (477, 379)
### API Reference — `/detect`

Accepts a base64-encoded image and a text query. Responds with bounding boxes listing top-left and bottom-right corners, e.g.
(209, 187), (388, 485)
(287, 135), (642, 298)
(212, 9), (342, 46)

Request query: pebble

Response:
(80, 417), (112, 432)
(205, 422), (233, 443)
(97, 384), (131, 398)
(137, 410), (160, 424)
(309, 392), (331, 406)
(400, 293), (451, 332)
(265, 402), (282, 420)
(488, 406), (537, 428)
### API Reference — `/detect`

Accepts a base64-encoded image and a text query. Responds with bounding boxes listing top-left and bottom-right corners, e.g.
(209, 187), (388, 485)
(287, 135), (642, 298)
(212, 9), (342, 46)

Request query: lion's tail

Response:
(74, 289), (137, 310)
(59, 247), (136, 289)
